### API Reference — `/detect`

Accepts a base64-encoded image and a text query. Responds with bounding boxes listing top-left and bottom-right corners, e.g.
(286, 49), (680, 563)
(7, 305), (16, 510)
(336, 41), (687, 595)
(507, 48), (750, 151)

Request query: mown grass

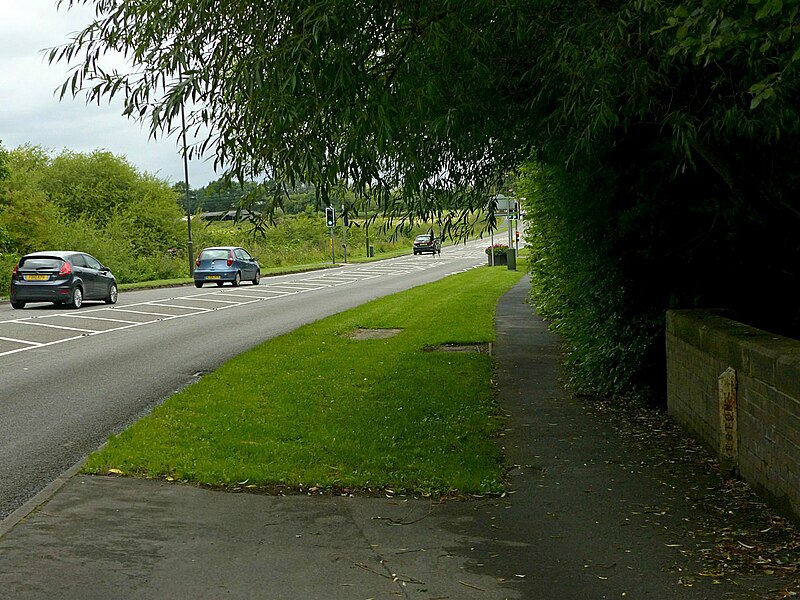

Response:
(85, 267), (525, 496)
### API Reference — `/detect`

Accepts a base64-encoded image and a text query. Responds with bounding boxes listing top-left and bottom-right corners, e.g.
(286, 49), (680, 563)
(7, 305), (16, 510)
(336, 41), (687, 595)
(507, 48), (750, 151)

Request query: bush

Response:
(518, 162), (665, 402)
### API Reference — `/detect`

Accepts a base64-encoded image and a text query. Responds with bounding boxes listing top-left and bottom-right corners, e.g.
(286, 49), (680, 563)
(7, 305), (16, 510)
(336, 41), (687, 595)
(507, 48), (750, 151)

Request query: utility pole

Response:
(179, 65), (194, 277)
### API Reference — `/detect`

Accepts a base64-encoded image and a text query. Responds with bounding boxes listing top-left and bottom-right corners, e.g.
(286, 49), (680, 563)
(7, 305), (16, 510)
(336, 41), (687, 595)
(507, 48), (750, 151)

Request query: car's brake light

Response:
(58, 261), (71, 276)
(227, 251), (234, 267)
(196, 255), (201, 267)
(12, 265), (18, 276)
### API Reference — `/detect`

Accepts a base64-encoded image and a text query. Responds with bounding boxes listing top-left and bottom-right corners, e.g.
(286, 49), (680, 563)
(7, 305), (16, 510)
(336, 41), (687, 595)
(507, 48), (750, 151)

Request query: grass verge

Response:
(85, 267), (525, 496)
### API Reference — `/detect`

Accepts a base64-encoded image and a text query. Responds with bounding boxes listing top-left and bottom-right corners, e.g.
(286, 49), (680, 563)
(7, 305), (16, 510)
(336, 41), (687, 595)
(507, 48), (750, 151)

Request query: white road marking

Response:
(0, 336), (42, 346)
(15, 321), (96, 333)
(145, 303), (214, 312)
(107, 308), (174, 318)
(1, 249), (486, 358)
(59, 314), (141, 325)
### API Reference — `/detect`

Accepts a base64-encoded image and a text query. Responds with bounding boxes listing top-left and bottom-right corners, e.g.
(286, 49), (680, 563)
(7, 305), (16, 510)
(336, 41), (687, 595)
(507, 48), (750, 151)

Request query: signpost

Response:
(491, 194), (518, 271)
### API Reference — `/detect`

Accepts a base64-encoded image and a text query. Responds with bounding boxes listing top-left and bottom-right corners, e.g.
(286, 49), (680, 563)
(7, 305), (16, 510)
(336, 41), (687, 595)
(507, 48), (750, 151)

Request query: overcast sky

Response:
(0, 0), (218, 188)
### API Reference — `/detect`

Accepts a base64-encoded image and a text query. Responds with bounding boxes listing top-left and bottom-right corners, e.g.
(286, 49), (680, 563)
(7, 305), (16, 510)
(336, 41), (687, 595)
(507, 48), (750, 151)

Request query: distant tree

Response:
(44, 150), (143, 225)
(0, 140), (9, 183)
(0, 146), (63, 253)
(0, 144), (183, 256)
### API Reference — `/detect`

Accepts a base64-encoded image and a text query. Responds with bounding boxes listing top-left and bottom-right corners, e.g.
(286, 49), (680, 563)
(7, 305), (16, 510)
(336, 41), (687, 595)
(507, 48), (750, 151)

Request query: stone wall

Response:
(666, 310), (800, 522)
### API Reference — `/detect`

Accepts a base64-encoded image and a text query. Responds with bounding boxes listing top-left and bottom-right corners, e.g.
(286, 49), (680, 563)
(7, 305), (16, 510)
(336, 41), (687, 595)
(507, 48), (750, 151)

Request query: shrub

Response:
(518, 162), (665, 403)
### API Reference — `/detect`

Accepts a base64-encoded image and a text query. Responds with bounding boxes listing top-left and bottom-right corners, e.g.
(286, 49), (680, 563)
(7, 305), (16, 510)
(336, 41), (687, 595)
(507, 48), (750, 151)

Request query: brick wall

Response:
(666, 310), (800, 522)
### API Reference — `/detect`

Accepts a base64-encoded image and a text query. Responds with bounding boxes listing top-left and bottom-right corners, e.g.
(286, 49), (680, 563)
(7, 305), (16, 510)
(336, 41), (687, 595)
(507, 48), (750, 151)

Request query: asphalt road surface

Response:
(0, 243), (494, 519)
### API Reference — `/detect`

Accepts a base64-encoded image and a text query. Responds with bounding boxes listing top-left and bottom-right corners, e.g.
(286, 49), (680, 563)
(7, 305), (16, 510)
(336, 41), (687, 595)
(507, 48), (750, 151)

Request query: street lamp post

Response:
(179, 66), (194, 276)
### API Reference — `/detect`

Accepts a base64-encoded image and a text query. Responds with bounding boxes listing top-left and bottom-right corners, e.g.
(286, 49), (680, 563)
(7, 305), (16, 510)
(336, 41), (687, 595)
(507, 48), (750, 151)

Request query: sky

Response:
(0, 0), (218, 188)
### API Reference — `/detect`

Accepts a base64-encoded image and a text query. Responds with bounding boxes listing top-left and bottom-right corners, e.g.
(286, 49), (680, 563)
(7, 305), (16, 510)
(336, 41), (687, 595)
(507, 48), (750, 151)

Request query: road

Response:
(0, 243), (492, 520)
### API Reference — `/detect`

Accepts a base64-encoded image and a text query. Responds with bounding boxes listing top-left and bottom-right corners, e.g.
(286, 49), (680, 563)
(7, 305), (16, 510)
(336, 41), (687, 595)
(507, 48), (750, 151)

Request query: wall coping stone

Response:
(667, 310), (800, 396)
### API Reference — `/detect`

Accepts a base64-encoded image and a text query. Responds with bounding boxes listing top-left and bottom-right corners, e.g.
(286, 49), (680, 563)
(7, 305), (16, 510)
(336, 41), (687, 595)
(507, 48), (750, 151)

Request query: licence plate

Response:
(24, 274), (49, 281)
(207, 275), (221, 280)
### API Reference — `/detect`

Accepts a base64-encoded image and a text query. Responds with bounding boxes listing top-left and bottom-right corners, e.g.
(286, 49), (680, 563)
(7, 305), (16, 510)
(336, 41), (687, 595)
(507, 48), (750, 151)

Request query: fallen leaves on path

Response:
(582, 394), (800, 597)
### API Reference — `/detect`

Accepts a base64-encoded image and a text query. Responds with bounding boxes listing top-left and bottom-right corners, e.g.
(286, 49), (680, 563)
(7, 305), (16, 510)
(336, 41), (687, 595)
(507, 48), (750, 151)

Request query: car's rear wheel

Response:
(67, 286), (83, 309)
(105, 283), (118, 304)
(232, 272), (241, 287)
(194, 281), (203, 288)
(10, 300), (25, 309)
(252, 270), (260, 285)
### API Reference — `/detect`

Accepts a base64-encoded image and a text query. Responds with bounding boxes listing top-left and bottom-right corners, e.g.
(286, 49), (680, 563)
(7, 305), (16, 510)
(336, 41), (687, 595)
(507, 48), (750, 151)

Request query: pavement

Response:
(0, 276), (781, 599)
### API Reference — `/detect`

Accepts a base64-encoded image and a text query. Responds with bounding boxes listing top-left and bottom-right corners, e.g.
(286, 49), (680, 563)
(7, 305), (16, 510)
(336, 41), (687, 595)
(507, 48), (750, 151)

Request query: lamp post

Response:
(179, 65), (194, 276)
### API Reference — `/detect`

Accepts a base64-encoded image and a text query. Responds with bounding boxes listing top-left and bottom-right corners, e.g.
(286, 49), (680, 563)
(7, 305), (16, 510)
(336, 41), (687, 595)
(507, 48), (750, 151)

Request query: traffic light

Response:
(325, 206), (335, 227)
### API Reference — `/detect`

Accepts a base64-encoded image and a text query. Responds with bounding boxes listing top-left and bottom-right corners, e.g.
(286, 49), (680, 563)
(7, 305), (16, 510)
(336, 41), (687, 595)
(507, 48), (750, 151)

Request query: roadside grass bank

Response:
(85, 267), (525, 496)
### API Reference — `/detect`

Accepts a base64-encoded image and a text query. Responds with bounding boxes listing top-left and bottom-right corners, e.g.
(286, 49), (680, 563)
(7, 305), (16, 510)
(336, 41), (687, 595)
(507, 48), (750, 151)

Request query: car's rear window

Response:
(19, 257), (63, 269)
(200, 249), (230, 260)
(415, 235), (431, 242)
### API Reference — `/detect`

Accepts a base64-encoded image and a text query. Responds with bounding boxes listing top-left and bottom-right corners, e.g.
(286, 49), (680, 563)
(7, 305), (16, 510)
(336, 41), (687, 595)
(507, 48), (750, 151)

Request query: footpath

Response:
(0, 277), (781, 599)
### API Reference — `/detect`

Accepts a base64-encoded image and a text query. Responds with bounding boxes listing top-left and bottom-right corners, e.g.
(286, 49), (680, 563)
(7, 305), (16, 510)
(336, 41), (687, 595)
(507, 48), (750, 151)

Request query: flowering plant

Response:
(485, 243), (509, 256)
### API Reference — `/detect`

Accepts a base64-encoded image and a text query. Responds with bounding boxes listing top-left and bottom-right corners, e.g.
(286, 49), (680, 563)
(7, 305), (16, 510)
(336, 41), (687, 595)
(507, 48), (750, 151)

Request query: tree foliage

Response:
(514, 2), (800, 399)
(0, 140), (9, 183)
(50, 0), (544, 226)
(50, 1), (800, 399)
(0, 145), (186, 288)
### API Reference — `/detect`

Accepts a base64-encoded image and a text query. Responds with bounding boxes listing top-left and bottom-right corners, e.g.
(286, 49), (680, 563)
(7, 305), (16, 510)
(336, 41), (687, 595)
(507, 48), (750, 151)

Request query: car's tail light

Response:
(12, 265), (18, 277)
(227, 251), (234, 267)
(58, 261), (71, 276)
(196, 255), (201, 267)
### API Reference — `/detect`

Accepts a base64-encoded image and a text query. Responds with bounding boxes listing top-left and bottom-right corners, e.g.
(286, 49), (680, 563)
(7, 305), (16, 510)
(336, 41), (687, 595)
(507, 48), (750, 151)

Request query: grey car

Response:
(194, 246), (261, 287)
(413, 233), (441, 255)
(9, 251), (118, 309)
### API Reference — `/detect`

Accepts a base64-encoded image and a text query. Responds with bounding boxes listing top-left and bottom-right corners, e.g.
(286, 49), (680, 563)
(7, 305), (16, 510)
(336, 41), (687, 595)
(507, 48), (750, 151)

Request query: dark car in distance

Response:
(413, 233), (441, 255)
(9, 251), (118, 309)
(194, 246), (261, 287)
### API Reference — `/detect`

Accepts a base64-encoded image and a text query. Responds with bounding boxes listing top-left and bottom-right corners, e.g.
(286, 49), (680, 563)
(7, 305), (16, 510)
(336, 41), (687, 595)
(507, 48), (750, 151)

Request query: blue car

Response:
(194, 246), (261, 288)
